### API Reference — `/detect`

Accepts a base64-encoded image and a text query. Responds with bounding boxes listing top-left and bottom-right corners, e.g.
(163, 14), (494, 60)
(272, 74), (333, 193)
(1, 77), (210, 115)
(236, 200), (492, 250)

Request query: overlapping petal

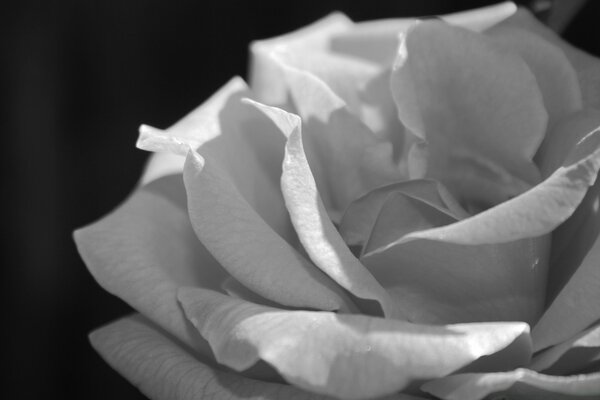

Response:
(391, 19), (547, 209)
(422, 368), (600, 400)
(183, 149), (353, 312)
(89, 315), (332, 400)
(179, 287), (532, 400)
(74, 175), (226, 356)
(250, 101), (400, 318)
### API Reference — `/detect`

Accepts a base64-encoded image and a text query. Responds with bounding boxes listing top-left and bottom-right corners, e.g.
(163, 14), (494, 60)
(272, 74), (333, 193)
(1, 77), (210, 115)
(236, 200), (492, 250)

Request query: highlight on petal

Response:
(179, 287), (532, 400)
(74, 175), (227, 356)
(400, 127), (600, 246)
(530, 322), (600, 375)
(391, 19), (547, 209)
(486, 25), (582, 127)
(183, 149), (353, 312)
(263, 57), (401, 219)
(422, 368), (600, 400)
(89, 315), (329, 400)
(249, 12), (353, 105)
(252, 101), (400, 319)
(139, 152), (185, 186)
(329, 2), (517, 65)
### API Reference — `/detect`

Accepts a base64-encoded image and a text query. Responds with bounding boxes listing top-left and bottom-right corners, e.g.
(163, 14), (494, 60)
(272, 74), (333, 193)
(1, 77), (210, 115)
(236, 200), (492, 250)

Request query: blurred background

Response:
(3, 0), (597, 398)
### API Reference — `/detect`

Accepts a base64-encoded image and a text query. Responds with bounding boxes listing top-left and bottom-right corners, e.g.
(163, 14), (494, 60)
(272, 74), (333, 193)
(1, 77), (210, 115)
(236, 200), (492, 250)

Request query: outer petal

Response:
(89, 315), (330, 400)
(252, 102), (400, 318)
(422, 369), (600, 400)
(137, 76), (293, 243)
(74, 175), (227, 356)
(329, 2), (518, 66)
(183, 149), (353, 312)
(179, 287), (532, 400)
(401, 126), (600, 245)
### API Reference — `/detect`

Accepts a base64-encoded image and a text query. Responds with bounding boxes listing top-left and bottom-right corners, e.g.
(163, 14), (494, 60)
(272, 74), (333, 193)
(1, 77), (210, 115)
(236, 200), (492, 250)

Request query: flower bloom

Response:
(75, 2), (600, 399)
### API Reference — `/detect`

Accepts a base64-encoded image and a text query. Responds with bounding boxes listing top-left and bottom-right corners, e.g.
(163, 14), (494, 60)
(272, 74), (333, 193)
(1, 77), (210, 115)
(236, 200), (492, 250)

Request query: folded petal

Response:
(89, 315), (329, 400)
(530, 322), (600, 375)
(137, 76), (293, 243)
(179, 287), (532, 400)
(329, 2), (517, 66)
(486, 26), (582, 128)
(183, 150), (353, 312)
(339, 179), (469, 251)
(401, 126), (600, 245)
(494, 7), (600, 110)
(74, 175), (226, 356)
(253, 102), (399, 318)
(391, 19), (547, 208)
(360, 190), (549, 324)
(263, 58), (400, 219)
(139, 152), (185, 186)
(422, 369), (600, 400)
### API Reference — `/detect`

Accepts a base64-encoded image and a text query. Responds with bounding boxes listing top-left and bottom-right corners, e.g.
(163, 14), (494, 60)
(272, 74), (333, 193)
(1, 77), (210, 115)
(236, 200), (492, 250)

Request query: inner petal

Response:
(391, 20), (548, 210)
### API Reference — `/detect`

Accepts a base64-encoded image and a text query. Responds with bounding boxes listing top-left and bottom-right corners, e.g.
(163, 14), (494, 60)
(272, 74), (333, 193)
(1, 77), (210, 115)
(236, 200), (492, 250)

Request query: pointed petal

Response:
(422, 369), (600, 400)
(183, 150), (352, 312)
(402, 126), (600, 245)
(530, 322), (600, 375)
(256, 102), (399, 318)
(89, 315), (329, 400)
(138, 78), (296, 243)
(179, 287), (532, 400)
(486, 26), (582, 128)
(74, 175), (227, 355)
(329, 2), (517, 66)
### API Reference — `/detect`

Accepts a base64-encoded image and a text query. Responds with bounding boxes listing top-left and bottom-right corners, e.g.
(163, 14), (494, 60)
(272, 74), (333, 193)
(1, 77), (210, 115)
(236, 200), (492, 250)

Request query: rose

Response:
(75, 2), (600, 399)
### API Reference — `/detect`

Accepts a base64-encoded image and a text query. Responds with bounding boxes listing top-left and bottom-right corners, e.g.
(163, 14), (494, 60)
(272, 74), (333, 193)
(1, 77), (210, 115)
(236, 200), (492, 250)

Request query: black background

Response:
(3, 1), (598, 399)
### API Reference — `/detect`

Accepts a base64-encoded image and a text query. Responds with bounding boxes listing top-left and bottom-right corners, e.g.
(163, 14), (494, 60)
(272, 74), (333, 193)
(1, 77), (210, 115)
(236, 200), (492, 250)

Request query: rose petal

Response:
(249, 12), (353, 106)
(251, 101), (400, 319)
(89, 314), (330, 400)
(183, 149), (353, 312)
(330, 2), (518, 66)
(339, 179), (469, 250)
(138, 78), (297, 244)
(530, 322), (600, 375)
(495, 7), (600, 110)
(262, 58), (400, 219)
(532, 224), (600, 352)
(179, 287), (532, 400)
(139, 152), (185, 186)
(74, 175), (226, 356)
(486, 26), (582, 128)
(401, 126), (600, 245)
(391, 19), (547, 208)
(422, 368), (600, 400)
(360, 192), (549, 324)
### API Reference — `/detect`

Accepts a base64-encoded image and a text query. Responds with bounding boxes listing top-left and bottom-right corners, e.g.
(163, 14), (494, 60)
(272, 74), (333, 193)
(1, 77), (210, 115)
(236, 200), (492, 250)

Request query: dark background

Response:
(3, 1), (598, 399)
